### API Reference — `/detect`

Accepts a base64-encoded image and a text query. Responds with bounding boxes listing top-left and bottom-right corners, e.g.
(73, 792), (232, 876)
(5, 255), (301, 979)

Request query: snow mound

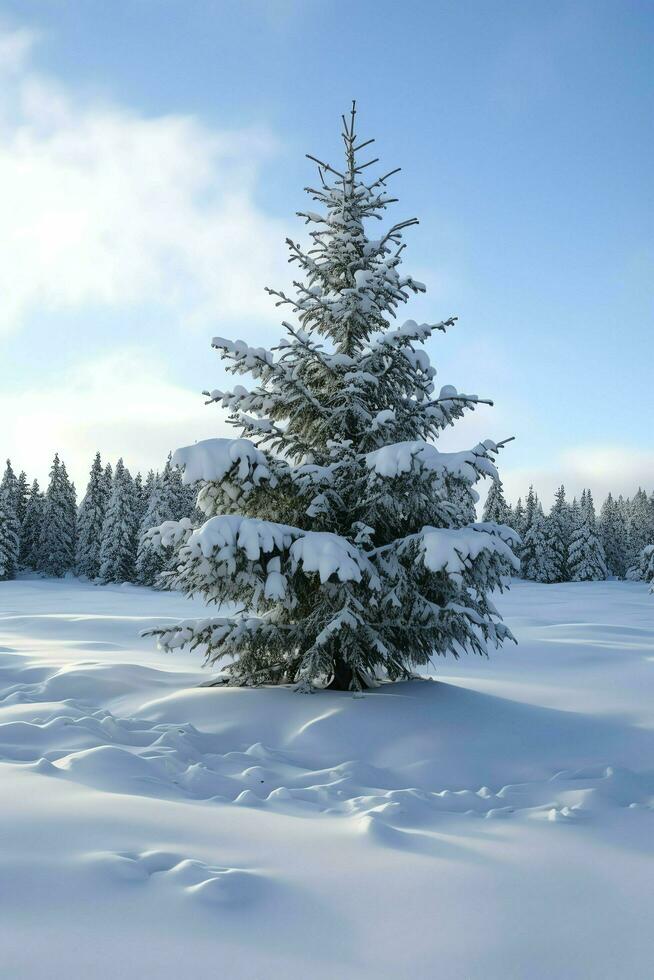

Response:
(92, 849), (259, 905)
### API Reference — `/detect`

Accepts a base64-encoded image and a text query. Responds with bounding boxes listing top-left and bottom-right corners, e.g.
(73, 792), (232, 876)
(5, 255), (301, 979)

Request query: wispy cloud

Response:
(0, 27), (287, 334)
(0, 348), (231, 488)
(502, 445), (654, 507)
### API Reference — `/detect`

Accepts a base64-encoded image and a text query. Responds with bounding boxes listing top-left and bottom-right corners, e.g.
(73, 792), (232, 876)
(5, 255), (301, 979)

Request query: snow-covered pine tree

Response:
(76, 452), (108, 579)
(516, 485), (540, 578)
(133, 472), (147, 529)
(21, 480), (45, 569)
(141, 470), (157, 515)
(549, 485), (571, 582)
(15, 471), (29, 527)
(102, 461), (113, 499)
(599, 493), (626, 578)
(482, 480), (511, 525)
(160, 452), (196, 522)
(644, 545), (654, 591)
(145, 104), (519, 690)
(626, 543), (654, 582)
(135, 475), (167, 586)
(1, 460), (19, 514)
(513, 498), (526, 538)
(37, 454), (77, 577)
(523, 485), (538, 530)
(521, 511), (558, 582)
(626, 488), (654, 571)
(135, 458), (184, 586)
(98, 459), (139, 583)
(0, 488), (20, 580)
(61, 461), (77, 562)
(568, 491), (608, 582)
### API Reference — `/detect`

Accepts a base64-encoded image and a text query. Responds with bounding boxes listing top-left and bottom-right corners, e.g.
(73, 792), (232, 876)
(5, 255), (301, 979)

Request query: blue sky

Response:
(0, 0), (652, 503)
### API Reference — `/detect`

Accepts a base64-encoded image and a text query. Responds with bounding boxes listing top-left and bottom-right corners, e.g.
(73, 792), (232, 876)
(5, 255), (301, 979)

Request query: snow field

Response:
(0, 577), (653, 978)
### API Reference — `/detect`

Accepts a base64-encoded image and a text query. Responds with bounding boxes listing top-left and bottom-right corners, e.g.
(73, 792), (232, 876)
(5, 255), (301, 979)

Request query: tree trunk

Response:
(327, 656), (358, 691)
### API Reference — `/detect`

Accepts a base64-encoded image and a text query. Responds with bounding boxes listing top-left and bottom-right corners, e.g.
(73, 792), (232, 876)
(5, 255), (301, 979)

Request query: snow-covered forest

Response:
(482, 481), (654, 584)
(2, 453), (653, 591)
(0, 454), (198, 585)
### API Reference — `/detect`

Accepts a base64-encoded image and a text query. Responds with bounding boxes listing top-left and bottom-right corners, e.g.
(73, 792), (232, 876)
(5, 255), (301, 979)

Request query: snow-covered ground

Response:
(1, 577), (652, 979)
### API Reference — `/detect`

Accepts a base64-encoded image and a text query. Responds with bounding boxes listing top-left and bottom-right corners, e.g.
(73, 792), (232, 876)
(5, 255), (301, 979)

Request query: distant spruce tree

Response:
(0, 488), (20, 580)
(626, 489), (654, 570)
(549, 485), (571, 582)
(0, 460), (19, 515)
(482, 480), (511, 525)
(37, 454), (77, 577)
(568, 490), (607, 582)
(98, 459), (139, 583)
(513, 498), (526, 538)
(599, 492), (627, 578)
(102, 462), (113, 505)
(139, 471), (156, 523)
(626, 544), (654, 583)
(15, 471), (29, 527)
(521, 512), (558, 583)
(642, 546), (654, 590)
(135, 456), (194, 586)
(135, 474), (168, 586)
(21, 480), (45, 569)
(133, 472), (148, 529)
(76, 453), (109, 579)
(517, 485), (539, 577)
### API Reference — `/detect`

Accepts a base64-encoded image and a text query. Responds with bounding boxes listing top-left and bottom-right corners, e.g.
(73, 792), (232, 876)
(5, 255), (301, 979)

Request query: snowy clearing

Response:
(1, 577), (653, 979)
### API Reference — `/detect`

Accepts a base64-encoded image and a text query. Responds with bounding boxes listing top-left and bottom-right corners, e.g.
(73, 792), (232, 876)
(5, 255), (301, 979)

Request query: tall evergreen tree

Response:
(626, 542), (654, 582)
(135, 457), (197, 586)
(0, 488), (20, 580)
(568, 496), (608, 582)
(599, 492), (627, 578)
(15, 471), (29, 527)
(513, 498), (526, 538)
(21, 480), (45, 569)
(549, 485), (571, 582)
(515, 485), (539, 577)
(626, 489), (654, 569)
(102, 462), (113, 504)
(61, 462), (77, 561)
(98, 459), (139, 583)
(482, 480), (511, 525)
(133, 472), (148, 529)
(521, 512), (558, 583)
(135, 474), (167, 586)
(642, 545), (654, 591)
(145, 105), (518, 690)
(38, 454), (77, 577)
(76, 453), (108, 579)
(523, 485), (538, 530)
(39, 455), (77, 576)
(0, 460), (19, 514)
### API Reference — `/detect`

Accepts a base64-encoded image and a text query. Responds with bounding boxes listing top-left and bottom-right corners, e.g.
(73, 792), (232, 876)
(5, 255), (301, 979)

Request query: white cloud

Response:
(0, 349), (232, 490)
(0, 27), (287, 333)
(502, 446), (654, 508)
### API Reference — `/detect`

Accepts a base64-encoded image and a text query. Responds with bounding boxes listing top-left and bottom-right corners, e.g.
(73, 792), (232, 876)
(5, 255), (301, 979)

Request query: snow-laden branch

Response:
(173, 438), (273, 487)
(408, 523), (520, 576)
(365, 439), (501, 484)
(182, 514), (380, 589)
